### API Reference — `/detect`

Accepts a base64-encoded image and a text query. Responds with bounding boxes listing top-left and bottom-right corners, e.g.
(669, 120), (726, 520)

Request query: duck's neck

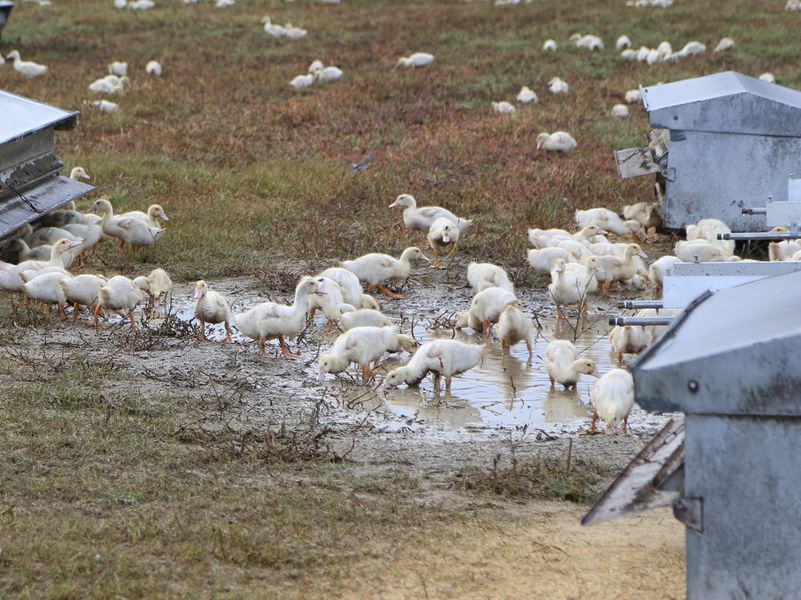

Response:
(49, 246), (64, 266)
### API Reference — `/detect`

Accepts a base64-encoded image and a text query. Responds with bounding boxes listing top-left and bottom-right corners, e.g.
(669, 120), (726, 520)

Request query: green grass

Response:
(2, 0), (797, 278)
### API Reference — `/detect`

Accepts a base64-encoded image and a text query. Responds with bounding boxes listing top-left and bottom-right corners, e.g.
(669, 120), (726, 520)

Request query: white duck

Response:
(194, 280), (233, 342)
(235, 276), (319, 357)
(496, 304), (535, 358)
(674, 239), (728, 263)
(570, 33), (604, 51)
(516, 86), (538, 104)
(341, 247), (428, 299)
(12, 239), (63, 264)
(29, 226), (83, 249)
(0, 239), (77, 293)
(548, 77), (569, 94)
(6, 50), (47, 78)
(622, 201), (661, 228)
(590, 369), (635, 434)
(318, 267), (379, 310)
(22, 271), (71, 318)
(426, 217), (461, 267)
(91, 100), (120, 114)
(542, 39), (557, 52)
(290, 74), (314, 89)
(262, 16), (286, 37)
(146, 268), (173, 307)
(624, 89), (642, 104)
(609, 325), (649, 365)
(146, 60), (162, 76)
(389, 194), (472, 233)
(383, 339), (484, 392)
(398, 52), (434, 67)
(90, 199), (163, 248)
(648, 255), (682, 297)
(686, 218), (734, 256)
(60, 274), (107, 322)
(616, 35), (632, 50)
(339, 308), (392, 331)
(62, 222), (104, 262)
(759, 72), (776, 83)
(548, 259), (593, 318)
(537, 131), (576, 152)
(769, 240), (801, 262)
(94, 275), (150, 329)
(89, 74), (127, 95)
(611, 104), (630, 118)
(492, 101), (516, 114)
(527, 247), (569, 273)
(108, 61), (128, 76)
(575, 208), (646, 239)
(467, 262), (514, 293)
(318, 326), (415, 382)
(714, 37), (735, 52)
(593, 244), (648, 295)
(678, 41), (706, 57)
(307, 275), (345, 322)
(120, 204), (170, 228)
(542, 340), (597, 390)
(466, 286), (518, 337)
(315, 66), (343, 82)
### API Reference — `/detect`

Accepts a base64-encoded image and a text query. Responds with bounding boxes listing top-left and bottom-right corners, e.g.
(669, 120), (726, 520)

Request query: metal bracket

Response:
(673, 496), (703, 532)
(662, 167), (676, 182)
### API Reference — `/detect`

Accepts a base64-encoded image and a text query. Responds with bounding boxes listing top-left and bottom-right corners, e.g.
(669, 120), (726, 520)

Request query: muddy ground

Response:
(0, 258), (685, 597)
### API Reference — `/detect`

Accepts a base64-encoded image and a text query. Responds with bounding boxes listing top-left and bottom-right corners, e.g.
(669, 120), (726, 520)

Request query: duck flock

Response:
(0, 0), (796, 436)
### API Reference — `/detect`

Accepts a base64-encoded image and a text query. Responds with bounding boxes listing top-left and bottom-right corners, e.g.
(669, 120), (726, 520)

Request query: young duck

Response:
(548, 77), (569, 94)
(59, 274), (107, 322)
(674, 239), (728, 263)
(548, 259), (594, 319)
(685, 218), (734, 256)
(307, 276), (345, 323)
(542, 340), (597, 390)
(22, 271), (71, 318)
(318, 267), (379, 310)
(496, 303), (535, 358)
(589, 369), (635, 434)
(94, 275), (150, 329)
(648, 255), (682, 297)
(120, 204), (170, 228)
(397, 52), (434, 67)
(12, 239), (68, 266)
(768, 241), (801, 262)
(235, 276), (319, 358)
(426, 217), (462, 268)
(608, 325), (649, 365)
(593, 244), (648, 295)
(29, 226), (83, 249)
(146, 268), (173, 307)
(90, 199), (163, 248)
(341, 247), (428, 299)
(194, 280), (233, 343)
(318, 326), (415, 383)
(0, 239), (78, 293)
(492, 101), (516, 114)
(516, 86), (538, 104)
(622, 201), (661, 229)
(62, 223), (104, 263)
(537, 131), (576, 152)
(383, 339), (484, 393)
(339, 308), (392, 331)
(467, 286), (518, 337)
(466, 262), (514, 293)
(6, 50), (48, 78)
(575, 208), (648, 241)
(389, 194), (472, 233)
(527, 247), (570, 273)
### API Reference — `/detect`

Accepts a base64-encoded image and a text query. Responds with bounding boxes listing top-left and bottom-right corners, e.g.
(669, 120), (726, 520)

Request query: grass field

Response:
(2, 0), (796, 279)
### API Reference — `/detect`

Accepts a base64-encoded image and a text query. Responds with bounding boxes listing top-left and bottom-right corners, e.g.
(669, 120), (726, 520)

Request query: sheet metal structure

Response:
(0, 90), (94, 245)
(0, 2), (12, 41)
(586, 271), (801, 598)
(616, 71), (801, 231)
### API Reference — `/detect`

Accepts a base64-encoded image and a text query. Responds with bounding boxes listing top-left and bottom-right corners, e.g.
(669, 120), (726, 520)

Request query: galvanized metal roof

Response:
(642, 71), (801, 136)
(631, 269), (801, 415)
(0, 90), (78, 145)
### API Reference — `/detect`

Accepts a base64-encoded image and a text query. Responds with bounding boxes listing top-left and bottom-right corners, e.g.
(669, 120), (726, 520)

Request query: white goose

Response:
(194, 280), (233, 342)
(383, 339), (484, 392)
(542, 340), (597, 390)
(590, 369), (635, 434)
(537, 131), (576, 152)
(6, 50), (48, 78)
(341, 247), (428, 299)
(235, 276), (319, 358)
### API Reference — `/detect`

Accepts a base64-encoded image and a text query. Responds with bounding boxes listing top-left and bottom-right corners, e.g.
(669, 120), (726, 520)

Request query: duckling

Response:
(389, 194), (472, 233)
(94, 275), (150, 329)
(527, 225), (605, 248)
(262, 16), (286, 37)
(677, 40), (706, 57)
(397, 52), (434, 67)
(542, 340), (597, 390)
(609, 324), (649, 365)
(339, 308), (392, 331)
(570, 33), (604, 51)
(593, 244), (648, 295)
(90, 101), (118, 115)
(146, 268), (173, 307)
(235, 276), (319, 358)
(22, 271), (71, 318)
(61, 223), (103, 264)
(88, 74), (127, 95)
(90, 198), (163, 248)
(674, 239), (728, 263)
(589, 369), (635, 434)
(622, 201), (661, 229)
(120, 204), (170, 228)
(548, 77), (569, 94)
(714, 37), (735, 52)
(468, 286), (518, 337)
(307, 276), (345, 322)
(194, 280), (233, 342)
(648, 255), (682, 297)
(575, 208), (647, 240)
(686, 218), (734, 256)
(427, 217), (461, 268)
(616, 35), (632, 50)
(315, 66), (343, 82)
(548, 259), (593, 319)
(542, 39), (557, 52)
(308, 59), (324, 73)
(146, 60), (162, 76)
(611, 104), (630, 118)
(341, 247), (429, 299)
(0, 239), (78, 293)
(556, 239), (592, 262)
(383, 339), (484, 392)
(620, 49), (638, 60)
(455, 307), (484, 333)
(569, 256), (599, 294)
(11, 240), (70, 266)
(759, 72), (776, 83)
(527, 247), (569, 273)
(492, 101), (516, 114)
(624, 89), (642, 104)
(60, 274), (107, 322)
(290, 74), (314, 89)
(6, 50), (48, 78)
(465, 262), (514, 293)
(30, 226), (83, 249)
(537, 131), (576, 152)
(108, 61), (128, 77)
(769, 240), (801, 262)
(496, 303), (535, 358)
(318, 326), (415, 382)
(516, 86), (538, 104)
(318, 267), (379, 310)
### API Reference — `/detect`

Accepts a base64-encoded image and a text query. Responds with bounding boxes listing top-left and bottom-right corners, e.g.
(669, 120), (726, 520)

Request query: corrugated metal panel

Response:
(0, 90), (78, 145)
(0, 176), (93, 239)
(643, 71), (801, 136)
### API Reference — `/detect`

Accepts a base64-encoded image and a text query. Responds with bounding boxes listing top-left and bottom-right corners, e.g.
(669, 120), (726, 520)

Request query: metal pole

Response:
(719, 232), (800, 241)
(617, 300), (665, 310)
(609, 317), (675, 327)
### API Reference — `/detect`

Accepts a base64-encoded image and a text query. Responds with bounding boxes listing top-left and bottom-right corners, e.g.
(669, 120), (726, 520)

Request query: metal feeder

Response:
(585, 270), (801, 598)
(0, 2), (12, 41)
(615, 71), (801, 232)
(0, 89), (94, 248)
